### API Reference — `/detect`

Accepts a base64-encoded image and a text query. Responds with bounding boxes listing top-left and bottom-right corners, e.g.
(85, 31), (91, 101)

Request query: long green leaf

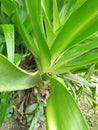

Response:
(14, 6), (39, 58)
(42, 1), (54, 47)
(67, 16), (98, 49)
(53, 0), (60, 32)
(43, 12), (54, 47)
(0, 54), (41, 91)
(52, 51), (98, 74)
(51, 0), (98, 62)
(41, 0), (52, 26)
(52, 38), (98, 70)
(0, 92), (10, 125)
(26, 0), (51, 72)
(67, 51), (98, 67)
(63, 73), (93, 88)
(60, 0), (76, 24)
(2, 24), (14, 62)
(0, 24), (15, 125)
(1, 0), (39, 58)
(46, 76), (89, 130)
(73, 0), (87, 11)
(1, 0), (15, 16)
(84, 65), (95, 80)
(23, 15), (32, 33)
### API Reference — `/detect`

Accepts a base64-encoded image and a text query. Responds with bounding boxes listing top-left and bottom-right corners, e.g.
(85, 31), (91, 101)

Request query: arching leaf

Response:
(46, 76), (89, 130)
(0, 54), (41, 91)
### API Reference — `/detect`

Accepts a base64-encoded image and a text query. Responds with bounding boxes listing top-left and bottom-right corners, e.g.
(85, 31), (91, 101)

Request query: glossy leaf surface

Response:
(0, 54), (41, 91)
(46, 76), (89, 130)
(51, 0), (98, 62)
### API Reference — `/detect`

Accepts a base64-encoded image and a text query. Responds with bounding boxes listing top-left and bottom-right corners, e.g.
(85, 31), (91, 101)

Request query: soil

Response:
(78, 96), (98, 130)
(0, 118), (29, 130)
(0, 95), (98, 130)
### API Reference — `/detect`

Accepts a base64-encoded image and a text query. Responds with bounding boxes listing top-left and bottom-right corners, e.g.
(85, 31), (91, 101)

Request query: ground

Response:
(0, 89), (98, 130)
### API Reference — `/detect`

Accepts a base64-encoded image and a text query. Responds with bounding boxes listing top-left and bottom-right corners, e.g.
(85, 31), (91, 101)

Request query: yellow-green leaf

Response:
(46, 76), (89, 130)
(0, 54), (41, 91)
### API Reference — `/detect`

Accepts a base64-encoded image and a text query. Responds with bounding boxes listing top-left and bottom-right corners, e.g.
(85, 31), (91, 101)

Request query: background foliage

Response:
(0, 0), (98, 130)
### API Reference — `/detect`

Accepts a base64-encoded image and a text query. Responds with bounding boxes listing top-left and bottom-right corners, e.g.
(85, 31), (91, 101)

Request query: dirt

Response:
(0, 118), (28, 130)
(0, 118), (46, 130)
(78, 96), (98, 130)
(0, 90), (98, 130)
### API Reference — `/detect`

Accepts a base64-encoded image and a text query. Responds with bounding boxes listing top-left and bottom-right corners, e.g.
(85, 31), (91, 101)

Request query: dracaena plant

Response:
(0, 0), (98, 129)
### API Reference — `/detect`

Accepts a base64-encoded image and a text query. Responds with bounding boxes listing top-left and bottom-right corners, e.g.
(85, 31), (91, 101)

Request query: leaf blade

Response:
(52, 51), (98, 74)
(0, 54), (41, 91)
(52, 37), (98, 70)
(2, 24), (14, 62)
(53, 0), (60, 32)
(46, 76), (89, 130)
(26, 0), (51, 72)
(51, 0), (98, 62)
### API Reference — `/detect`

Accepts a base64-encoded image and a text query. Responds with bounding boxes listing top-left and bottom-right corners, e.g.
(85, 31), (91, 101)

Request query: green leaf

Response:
(15, 0), (27, 23)
(23, 15), (32, 33)
(14, 7), (39, 58)
(25, 103), (38, 114)
(43, 13), (54, 47)
(60, 0), (76, 24)
(73, 0), (87, 11)
(26, 0), (51, 72)
(0, 54), (41, 91)
(53, 0), (60, 32)
(0, 45), (3, 53)
(51, 0), (98, 62)
(41, 0), (52, 25)
(67, 16), (98, 49)
(1, 0), (39, 59)
(1, 0), (15, 16)
(0, 92), (10, 125)
(84, 64), (95, 79)
(1, 24), (15, 126)
(67, 51), (98, 69)
(0, 35), (5, 43)
(46, 76), (89, 130)
(53, 51), (98, 74)
(63, 73), (93, 88)
(0, 24), (15, 127)
(52, 37), (98, 71)
(2, 24), (14, 62)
